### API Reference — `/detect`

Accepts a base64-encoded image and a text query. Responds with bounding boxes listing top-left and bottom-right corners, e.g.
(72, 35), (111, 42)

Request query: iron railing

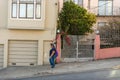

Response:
(61, 35), (94, 58)
(99, 27), (120, 48)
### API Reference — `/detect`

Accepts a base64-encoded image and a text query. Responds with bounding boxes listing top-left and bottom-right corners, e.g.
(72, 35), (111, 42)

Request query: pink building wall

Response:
(94, 35), (120, 60)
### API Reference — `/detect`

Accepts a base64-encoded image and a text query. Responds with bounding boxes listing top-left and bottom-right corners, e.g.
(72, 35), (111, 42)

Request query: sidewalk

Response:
(0, 58), (120, 79)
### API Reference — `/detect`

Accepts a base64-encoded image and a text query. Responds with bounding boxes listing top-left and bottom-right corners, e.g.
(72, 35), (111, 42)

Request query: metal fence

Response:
(99, 25), (120, 48)
(61, 35), (94, 59)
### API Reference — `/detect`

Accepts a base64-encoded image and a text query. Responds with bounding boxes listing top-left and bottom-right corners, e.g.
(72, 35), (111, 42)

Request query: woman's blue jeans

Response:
(49, 55), (57, 68)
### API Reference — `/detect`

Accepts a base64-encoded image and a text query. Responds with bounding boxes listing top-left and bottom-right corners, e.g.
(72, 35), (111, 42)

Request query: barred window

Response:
(11, 0), (41, 19)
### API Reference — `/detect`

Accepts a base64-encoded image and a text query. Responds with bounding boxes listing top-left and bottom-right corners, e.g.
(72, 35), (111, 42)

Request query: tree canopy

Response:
(58, 1), (96, 35)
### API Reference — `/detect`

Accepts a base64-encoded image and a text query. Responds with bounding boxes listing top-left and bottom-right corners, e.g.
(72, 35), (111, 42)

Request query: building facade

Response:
(73, 0), (120, 47)
(60, 0), (120, 61)
(69, 0), (120, 32)
(0, 0), (58, 69)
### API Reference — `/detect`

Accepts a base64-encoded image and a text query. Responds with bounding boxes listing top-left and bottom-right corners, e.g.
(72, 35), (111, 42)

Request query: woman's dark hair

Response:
(50, 43), (55, 48)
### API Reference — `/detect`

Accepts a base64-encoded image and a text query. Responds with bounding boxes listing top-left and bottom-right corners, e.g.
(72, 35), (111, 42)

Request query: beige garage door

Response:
(8, 41), (38, 66)
(0, 45), (4, 69)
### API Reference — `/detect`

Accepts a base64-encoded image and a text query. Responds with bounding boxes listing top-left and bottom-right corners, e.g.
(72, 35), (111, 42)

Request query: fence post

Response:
(76, 41), (79, 60)
(94, 35), (100, 60)
(56, 34), (61, 63)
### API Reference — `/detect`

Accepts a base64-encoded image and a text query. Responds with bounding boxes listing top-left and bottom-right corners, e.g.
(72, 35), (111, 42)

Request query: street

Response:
(10, 69), (120, 80)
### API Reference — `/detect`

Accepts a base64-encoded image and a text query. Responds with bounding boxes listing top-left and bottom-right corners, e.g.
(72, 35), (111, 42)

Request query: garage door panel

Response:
(9, 51), (37, 55)
(0, 48), (3, 54)
(0, 52), (4, 57)
(8, 63), (37, 66)
(0, 53), (3, 56)
(0, 48), (3, 50)
(8, 41), (38, 66)
(9, 47), (38, 51)
(9, 55), (37, 59)
(0, 56), (3, 59)
(0, 63), (3, 66)
(9, 59), (37, 63)
(0, 50), (4, 54)
(0, 46), (3, 48)
(0, 59), (3, 63)
(9, 44), (38, 48)
(9, 41), (38, 44)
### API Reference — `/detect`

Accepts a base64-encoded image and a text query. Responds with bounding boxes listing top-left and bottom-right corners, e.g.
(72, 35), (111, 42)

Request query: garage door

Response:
(8, 41), (38, 66)
(0, 45), (4, 69)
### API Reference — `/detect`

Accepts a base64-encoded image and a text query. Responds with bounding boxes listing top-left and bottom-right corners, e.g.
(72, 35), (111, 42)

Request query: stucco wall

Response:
(0, 0), (8, 29)
(94, 35), (120, 60)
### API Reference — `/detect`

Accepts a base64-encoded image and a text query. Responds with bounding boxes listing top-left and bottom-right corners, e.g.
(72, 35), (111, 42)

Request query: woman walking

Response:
(49, 43), (58, 68)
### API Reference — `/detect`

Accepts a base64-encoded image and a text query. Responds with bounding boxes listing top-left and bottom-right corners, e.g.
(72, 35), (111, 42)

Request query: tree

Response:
(58, 1), (96, 35)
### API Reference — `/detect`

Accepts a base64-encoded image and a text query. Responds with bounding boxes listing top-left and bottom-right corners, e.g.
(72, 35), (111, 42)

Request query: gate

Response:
(61, 35), (94, 62)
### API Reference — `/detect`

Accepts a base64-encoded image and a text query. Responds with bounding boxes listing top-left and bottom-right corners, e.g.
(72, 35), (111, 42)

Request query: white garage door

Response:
(0, 45), (4, 69)
(8, 41), (38, 66)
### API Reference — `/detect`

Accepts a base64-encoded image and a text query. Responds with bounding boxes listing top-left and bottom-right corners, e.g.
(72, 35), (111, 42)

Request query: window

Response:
(64, 0), (71, 2)
(36, 0), (41, 19)
(11, 0), (41, 19)
(98, 0), (113, 15)
(73, 0), (83, 6)
(98, 22), (108, 31)
(98, 22), (107, 27)
(64, 0), (83, 6)
(98, 22), (107, 38)
(98, 22), (109, 31)
(12, 0), (17, 18)
(19, 0), (34, 18)
(19, 4), (26, 18)
(27, 4), (34, 18)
